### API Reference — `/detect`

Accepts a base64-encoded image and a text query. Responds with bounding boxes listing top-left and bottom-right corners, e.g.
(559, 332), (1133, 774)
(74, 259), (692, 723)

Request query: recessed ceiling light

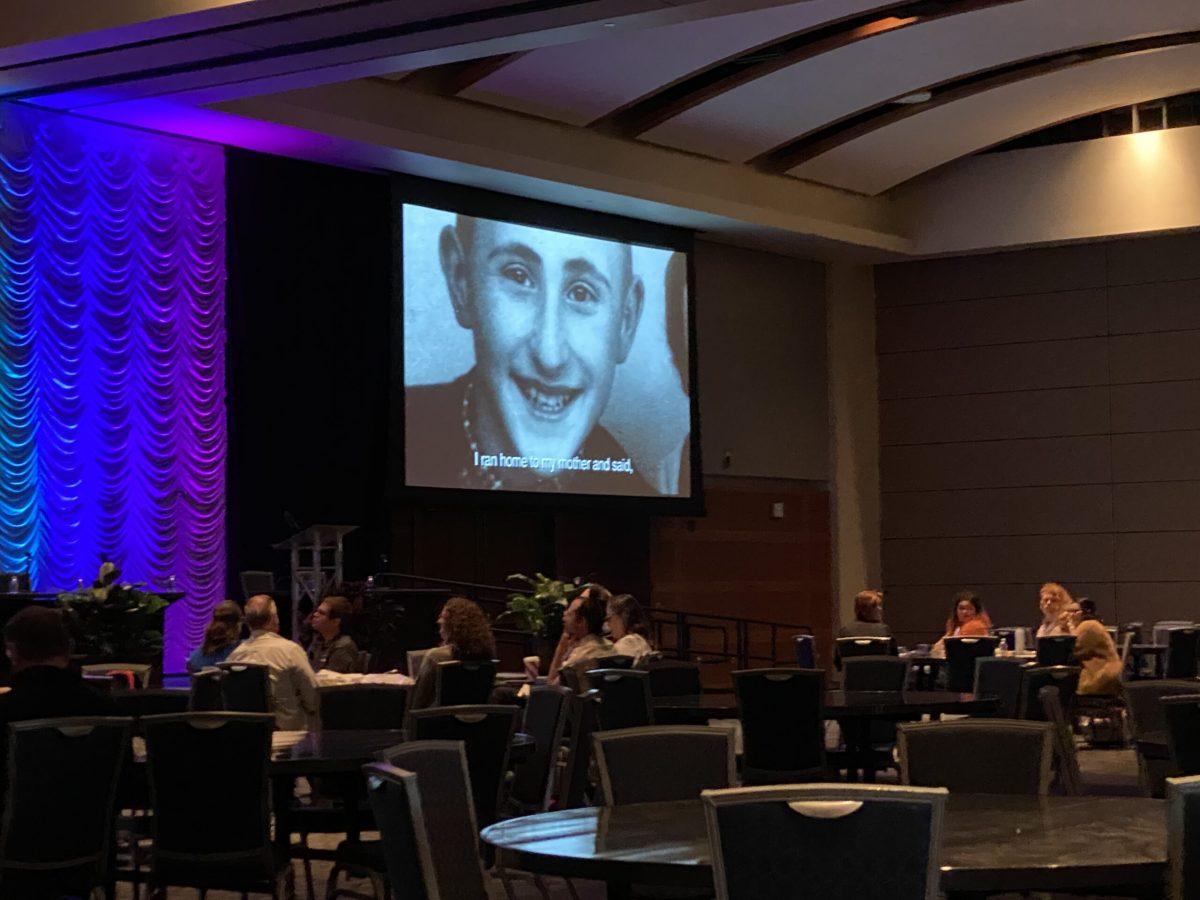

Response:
(894, 90), (933, 105)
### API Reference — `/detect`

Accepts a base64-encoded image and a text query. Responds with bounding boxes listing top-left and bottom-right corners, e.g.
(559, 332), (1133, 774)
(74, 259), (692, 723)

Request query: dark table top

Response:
(269, 729), (535, 776)
(482, 794), (1167, 894)
(652, 691), (997, 723)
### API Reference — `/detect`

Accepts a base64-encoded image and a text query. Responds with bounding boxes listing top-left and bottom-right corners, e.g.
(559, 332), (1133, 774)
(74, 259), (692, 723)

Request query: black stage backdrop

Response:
(225, 150), (393, 591)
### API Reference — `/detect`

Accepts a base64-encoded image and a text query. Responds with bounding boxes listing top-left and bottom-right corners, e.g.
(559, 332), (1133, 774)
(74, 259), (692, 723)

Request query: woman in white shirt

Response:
(606, 594), (655, 664)
(1036, 582), (1074, 638)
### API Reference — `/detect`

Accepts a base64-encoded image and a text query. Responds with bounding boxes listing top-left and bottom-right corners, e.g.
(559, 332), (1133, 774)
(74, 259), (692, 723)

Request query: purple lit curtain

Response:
(0, 103), (226, 671)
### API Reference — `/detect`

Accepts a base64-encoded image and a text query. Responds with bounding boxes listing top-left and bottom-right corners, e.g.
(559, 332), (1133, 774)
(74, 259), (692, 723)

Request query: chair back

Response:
(732, 668), (825, 784)
(1125, 680), (1200, 740)
(142, 713), (275, 887)
(562, 690), (601, 808)
(409, 705), (518, 827)
(509, 685), (571, 811)
(1163, 695), (1200, 777)
(587, 668), (654, 731)
(319, 684), (409, 730)
(1036, 635), (1077, 666)
(1038, 686), (1082, 796)
(1155, 620), (1196, 647)
(361, 763), (441, 900)
(407, 648), (432, 678)
(943, 636), (1000, 693)
(80, 663), (152, 690)
(973, 657), (1024, 718)
(793, 634), (816, 669)
(1167, 627), (1200, 679)
(591, 655), (635, 670)
(595, 726), (735, 806)
(356, 650), (372, 674)
(842, 656), (907, 691)
(703, 784), (947, 900)
(1168, 774), (1200, 900)
(216, 661), (271, 713)
(899, 719), (1054, 795)
(0, 717), (131, 897)
(1118, 630), (1135, 668)
(188, 668), (224, 711)
(112, 689), (190, 733)
(560, 665), (585, 695)
(643, 659), (702, 697)
(433, 659), (497, 707)
(1018, 665), (1080, 720)
(836, 636), (897, 665)
(376, 742), (486, 900)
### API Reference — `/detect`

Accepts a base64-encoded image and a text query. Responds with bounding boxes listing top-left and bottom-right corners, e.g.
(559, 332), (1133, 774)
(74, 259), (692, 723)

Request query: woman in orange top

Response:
(943, 591), (992, 638)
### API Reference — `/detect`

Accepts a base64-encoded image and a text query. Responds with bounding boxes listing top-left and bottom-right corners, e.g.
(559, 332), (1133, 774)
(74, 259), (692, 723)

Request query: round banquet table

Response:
(652, 690), (997, 725)
(481, 794), (1167, 899)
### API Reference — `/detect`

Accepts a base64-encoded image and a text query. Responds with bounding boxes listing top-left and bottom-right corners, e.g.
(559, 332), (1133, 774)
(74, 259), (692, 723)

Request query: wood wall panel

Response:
(878, 338), (1109, 400)
(883, 485), (1112, 539)
(876, 232), (1200, 642)
(881, 388), (1109, 446)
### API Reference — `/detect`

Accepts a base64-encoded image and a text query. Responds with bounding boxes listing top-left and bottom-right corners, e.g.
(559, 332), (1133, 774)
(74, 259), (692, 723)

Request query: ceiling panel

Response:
(639, 0), (1200, 162)
(793, 42), (1200, 193)
(458, 0), (895, 126)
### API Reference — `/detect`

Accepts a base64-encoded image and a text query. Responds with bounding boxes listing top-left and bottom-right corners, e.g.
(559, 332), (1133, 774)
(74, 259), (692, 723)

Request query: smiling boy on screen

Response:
(407, 214), (656, 494)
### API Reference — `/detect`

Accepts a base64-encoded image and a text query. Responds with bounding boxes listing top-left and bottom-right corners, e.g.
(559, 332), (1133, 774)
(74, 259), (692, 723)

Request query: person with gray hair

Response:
(226, 594), (318, 730)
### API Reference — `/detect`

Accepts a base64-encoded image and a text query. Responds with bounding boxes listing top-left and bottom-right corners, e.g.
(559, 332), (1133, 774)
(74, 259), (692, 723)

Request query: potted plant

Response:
(497, 573), (585, 662)
(57, 562), (170, 667)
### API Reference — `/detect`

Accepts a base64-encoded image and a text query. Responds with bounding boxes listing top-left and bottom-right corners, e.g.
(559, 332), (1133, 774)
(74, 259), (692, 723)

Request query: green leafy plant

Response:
(497, 572), (584, 639)
(57, 562), (169, 659)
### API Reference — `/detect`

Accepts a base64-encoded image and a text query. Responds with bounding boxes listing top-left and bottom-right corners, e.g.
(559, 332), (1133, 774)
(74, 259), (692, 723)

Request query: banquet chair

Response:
(1036, 635), (1077, 667)
(733, 668), (826, 785)
(1039, 686), (1083, 796)
(361, 764), (441, 900)
(562, 690), (602, 808)
(703, 784), (947, 900)
(1167, 627), (1200, 679)
(587, 668), (654, 731)
(142, 712), (288, 897)
(973, 657), (1024, 719)
(1163, 694), (1200, 778)
(1167, 774), (1200, 900)
(0, 717), (131, 899)
(188, 668), (224, 711)
(793, 634), (817, 669)
(943, 636), (1000, 693)
(594, 725), (736, 806)
(508, 684), (572, 815)
(433, 659), (497, 707)
(81, 662), (152, 690)
(329, 742), (488, 900)
(899, 720), (1055, 795)
(1126, 680), (1200, 797)
(643, 659), (703, 697)
(409, 705), (519, 827)
(1018, 666), (1080, 721)
(318, 684), (409, 730)
(216, 661), (272, 713)
(835, 636), (897, 669)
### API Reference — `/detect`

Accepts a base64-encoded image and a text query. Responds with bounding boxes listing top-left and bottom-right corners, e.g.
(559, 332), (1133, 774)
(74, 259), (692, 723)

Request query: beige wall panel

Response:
(875, 244), (1106, 307)
(1111, 381), (1200, 433)
(1112, 430), (1200, 483)
(877, 289), (1107, 353)
(882, 436), (1111, 491)
(880, 387), (1109, 446)
(878, 338), (1109, 400)
(883, 485), (1112, 539)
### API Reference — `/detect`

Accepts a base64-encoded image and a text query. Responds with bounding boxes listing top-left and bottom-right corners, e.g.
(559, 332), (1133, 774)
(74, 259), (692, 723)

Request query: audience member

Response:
(943, 591), (992, 638)
(548, 584), (614, 686)
(307, 595), (359, 673)
(226, 595), (317, 730)
(0, 607), (117, 807)
(409, 596), (497, 712)
(1078, 598), (1099, 622)
(605, 593), (655, 664)
(1036, 582), (1074, 638)
(838, 590), (891, 639)
(1064, 602), (1123, 695)
(186, 600), (244, 673)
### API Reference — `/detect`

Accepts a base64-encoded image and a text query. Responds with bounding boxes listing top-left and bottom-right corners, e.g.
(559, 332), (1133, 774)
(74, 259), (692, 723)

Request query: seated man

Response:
(227, 595), (318, 730)
(0, 607), (117, 806)
(307, 595), (359, 673)
(548, 584), (614, 687)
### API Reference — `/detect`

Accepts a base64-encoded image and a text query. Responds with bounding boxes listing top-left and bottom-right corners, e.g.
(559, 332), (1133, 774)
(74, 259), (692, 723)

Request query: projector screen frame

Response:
(390, 175), (703, 516)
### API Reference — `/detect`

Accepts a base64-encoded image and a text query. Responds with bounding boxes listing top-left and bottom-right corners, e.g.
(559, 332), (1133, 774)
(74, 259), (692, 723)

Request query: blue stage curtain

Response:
(0, 103), (225, 671)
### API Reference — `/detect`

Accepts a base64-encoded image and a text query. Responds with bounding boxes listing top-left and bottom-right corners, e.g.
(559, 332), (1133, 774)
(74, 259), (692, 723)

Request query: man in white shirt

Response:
(227, 594), (318, 730)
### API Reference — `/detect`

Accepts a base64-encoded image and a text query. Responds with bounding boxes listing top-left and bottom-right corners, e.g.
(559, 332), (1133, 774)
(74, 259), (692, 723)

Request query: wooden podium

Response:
(273, 524), (357, 638)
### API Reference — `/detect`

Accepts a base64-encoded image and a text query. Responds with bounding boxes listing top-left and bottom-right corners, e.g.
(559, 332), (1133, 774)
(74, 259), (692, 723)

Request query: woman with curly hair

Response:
(186, 600), (244, 673)
(410, 596), (497, 711)
(1036, 582), (1074, 638)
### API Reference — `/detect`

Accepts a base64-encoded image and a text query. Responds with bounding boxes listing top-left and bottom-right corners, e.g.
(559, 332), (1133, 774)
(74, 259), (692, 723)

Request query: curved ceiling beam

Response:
(588, 0), (1023, 138)
(752, 28), (1200, 174)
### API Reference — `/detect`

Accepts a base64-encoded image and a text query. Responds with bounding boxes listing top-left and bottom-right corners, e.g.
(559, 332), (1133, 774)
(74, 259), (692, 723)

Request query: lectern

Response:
(273, 524), (357, 637)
